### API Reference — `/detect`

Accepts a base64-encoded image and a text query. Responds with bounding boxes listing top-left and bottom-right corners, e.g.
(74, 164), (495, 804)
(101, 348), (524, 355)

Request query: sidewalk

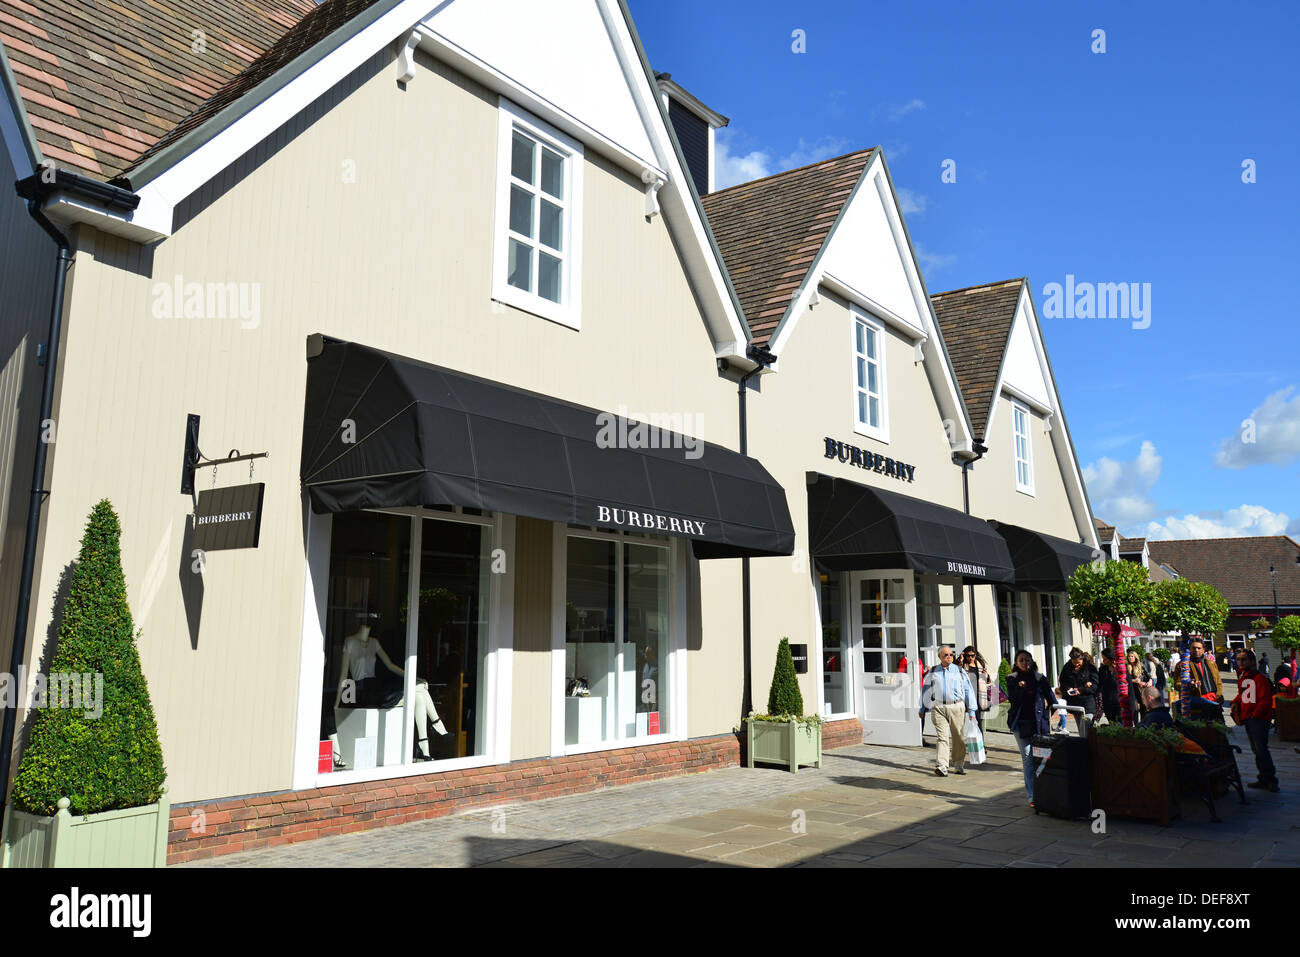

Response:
(182, 721), (1300, 868)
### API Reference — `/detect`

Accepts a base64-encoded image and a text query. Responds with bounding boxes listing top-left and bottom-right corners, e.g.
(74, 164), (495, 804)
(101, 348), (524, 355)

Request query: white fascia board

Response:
(416, 25), (665, 182)
(128, 0), (441, 239)
(0, 44), (38, 181)
(1000, 381), (1053, 417)
(820, 272), (926, 341)
(654, 76), (729, 128)
(1018, 280), (1099, 547)
(40, 191), (167, 243)
(599, 0), (749, 359)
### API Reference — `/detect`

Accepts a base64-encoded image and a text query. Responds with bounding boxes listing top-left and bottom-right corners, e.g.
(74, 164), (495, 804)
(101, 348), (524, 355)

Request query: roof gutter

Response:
(0, 171), (137, 800)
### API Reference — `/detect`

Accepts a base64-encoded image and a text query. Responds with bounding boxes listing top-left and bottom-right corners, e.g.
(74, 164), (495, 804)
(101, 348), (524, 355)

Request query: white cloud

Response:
(895, 187), (927, 216)
(914, 243), (955, 274)
(713, 135), (771, 190)
(778, 136), (850, 171)
(1213, 386), (1300, 468)
(1143, 505), (1292, 541)
(1084, 440), (1163, 525)
(882, 98), (926, 121)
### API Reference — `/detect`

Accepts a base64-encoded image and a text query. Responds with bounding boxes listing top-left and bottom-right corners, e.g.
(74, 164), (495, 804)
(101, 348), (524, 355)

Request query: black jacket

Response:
(1098, 663), (1120, 710)
(1006, 669), (1058, 737)
(1059, 661), (1101, 702)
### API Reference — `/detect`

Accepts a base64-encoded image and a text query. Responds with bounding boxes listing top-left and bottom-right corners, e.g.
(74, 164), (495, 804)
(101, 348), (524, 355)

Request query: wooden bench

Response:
(1173, 720), (1247, 823)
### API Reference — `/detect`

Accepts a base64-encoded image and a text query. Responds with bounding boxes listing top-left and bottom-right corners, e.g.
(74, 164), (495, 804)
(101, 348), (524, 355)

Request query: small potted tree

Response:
(746, 638), (822, 773)
(1, 501), (168, 868)
(1269, 616), (1300, 740)
(1145, 579), (1229, 718)
(1068, 560), (1151, 728)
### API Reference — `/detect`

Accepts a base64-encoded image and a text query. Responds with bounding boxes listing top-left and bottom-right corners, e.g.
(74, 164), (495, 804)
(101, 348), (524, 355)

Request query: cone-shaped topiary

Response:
(11, 500), (166, 816)
(766, 637), (804, 718)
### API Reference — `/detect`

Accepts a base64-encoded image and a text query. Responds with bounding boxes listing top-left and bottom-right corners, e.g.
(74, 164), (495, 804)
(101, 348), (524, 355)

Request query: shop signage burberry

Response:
(193, 483), (265, 550)
(823, 437), (916, 483)
(596, 505), (706, 536)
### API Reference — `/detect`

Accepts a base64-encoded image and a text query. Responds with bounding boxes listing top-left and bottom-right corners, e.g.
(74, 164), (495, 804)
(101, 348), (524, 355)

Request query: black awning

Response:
(806, 472), (1015, 584)
(988, 520), (1097, 592)
(300, 337), (794, 559)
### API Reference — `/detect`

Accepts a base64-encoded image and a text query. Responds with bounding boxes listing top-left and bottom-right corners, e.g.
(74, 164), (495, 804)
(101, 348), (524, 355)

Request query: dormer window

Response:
(493, 98), (583, 328)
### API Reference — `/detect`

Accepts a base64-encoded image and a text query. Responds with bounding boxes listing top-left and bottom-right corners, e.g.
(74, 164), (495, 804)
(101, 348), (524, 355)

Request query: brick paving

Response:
(183, 704), (1300, 868)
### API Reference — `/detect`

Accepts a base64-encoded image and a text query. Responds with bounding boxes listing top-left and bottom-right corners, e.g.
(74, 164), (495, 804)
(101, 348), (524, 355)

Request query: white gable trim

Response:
(986, 281), (1098, 547)
(0, 42), (39, 182)
(768, 150), (974, 451)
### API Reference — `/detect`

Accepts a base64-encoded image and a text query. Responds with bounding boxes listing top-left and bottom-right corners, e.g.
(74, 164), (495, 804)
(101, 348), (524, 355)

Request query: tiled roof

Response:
(1146, 537), (1300, 609)
(0, 0), (320, 180)
(1118, 536), (1146, 553)
(700, 149), (875, 347)
(930, 279), (1024, 441)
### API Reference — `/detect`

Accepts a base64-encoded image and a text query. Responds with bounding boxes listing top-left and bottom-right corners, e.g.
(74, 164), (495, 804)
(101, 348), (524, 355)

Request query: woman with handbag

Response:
(960, 646), (993, 735)
(1006, 649), (1059, 805)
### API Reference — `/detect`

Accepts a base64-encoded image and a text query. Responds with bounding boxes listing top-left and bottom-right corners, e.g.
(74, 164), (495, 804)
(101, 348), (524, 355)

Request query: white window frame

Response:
(550, 524), (686, 757)
(1012, 400), (1035, 495)
(292, 506), (513, 790)
(850, 308), (889, 443)
(493, 97), (584, 329)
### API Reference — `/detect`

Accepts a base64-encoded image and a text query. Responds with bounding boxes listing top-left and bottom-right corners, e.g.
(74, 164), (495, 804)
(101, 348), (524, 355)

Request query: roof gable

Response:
(931, 279), (1021, 441)
(700, 149), (873, 348)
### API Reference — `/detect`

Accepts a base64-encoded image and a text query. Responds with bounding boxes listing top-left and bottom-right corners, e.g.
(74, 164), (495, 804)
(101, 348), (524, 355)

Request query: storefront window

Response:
(1040, 593), (1067, 681)
(320, 510), (493, 774)
(917, 577), (958, 668)
(996, 587), (1027, 665)
(859, 575), (907, 674)
(321, 512), (412, 772)
(820, 571), (848, 715)
(564, 533), (670, 746)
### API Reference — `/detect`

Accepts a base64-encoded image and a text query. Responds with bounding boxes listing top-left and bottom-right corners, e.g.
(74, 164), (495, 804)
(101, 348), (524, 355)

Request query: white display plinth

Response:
(565, 696), (604, 746)
(335, 705), (404, 768)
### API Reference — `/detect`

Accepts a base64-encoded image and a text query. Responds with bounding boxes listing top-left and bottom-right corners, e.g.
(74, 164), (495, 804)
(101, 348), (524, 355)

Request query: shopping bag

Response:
(963, 715), (986, 764)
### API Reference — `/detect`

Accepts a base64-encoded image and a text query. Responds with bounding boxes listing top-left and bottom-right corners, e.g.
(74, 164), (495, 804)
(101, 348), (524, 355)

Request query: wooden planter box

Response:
(1090, 737), (1179, 826)
(746, 717), (822, 773)
(1275, 696), (1300, 742)
(1, 789), (169, 868)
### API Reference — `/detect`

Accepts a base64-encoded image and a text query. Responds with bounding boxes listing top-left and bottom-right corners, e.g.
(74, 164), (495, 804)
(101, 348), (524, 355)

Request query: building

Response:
(1146, 536), (1300, 660)
(0, 0), (796, 862)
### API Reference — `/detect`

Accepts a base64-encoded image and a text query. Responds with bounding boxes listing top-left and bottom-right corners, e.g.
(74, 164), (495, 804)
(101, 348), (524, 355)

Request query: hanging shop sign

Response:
(193, 483), (265, 551)
(823, 437), (916, 483)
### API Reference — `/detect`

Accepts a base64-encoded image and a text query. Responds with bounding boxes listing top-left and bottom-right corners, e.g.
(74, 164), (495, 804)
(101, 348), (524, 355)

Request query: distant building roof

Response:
(1146, 536), (1300, 609)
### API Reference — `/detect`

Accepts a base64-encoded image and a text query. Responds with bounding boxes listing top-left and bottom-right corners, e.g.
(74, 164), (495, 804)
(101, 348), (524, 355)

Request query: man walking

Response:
(919, 645), (976, 777)
(1234, 649), (1279, 792)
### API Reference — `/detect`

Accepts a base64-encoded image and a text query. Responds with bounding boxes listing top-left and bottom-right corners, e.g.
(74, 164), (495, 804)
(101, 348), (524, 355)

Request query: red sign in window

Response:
(318, 741), (334, 773)
(648, 712), (660, 735)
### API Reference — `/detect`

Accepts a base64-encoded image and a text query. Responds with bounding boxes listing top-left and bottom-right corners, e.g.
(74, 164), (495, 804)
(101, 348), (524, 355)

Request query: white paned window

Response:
(852, 311), (888, 441)
(1012, 401), (1034, 494)
(493, 98), (583, 328)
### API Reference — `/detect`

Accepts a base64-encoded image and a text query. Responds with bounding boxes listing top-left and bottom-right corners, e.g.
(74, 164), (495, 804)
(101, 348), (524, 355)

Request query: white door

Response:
(849, 571), (919, 746)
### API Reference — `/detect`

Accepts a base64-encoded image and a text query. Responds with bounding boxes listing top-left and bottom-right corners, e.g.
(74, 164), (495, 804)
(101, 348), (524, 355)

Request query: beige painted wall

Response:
(971, 396), (1085, 542)
(19, 46), (746, 802)
(739, 292), (966, 712)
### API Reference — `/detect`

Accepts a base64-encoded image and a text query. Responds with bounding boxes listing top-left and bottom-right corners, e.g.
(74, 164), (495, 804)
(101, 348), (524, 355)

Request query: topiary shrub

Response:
(766, 637), (804, 718)
(10, 500), (166, 816)
(997, 659), (1012, 696)
(1271, 616), (1300, 660)
(1152, 647), (1172, 667)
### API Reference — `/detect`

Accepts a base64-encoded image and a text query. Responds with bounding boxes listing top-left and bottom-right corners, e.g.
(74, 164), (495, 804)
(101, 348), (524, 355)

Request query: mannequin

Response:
(331, 617), (448, 765)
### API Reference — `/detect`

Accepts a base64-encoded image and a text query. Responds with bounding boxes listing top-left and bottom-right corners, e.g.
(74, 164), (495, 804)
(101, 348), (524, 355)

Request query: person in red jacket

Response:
(1234, 649), (1279, 792)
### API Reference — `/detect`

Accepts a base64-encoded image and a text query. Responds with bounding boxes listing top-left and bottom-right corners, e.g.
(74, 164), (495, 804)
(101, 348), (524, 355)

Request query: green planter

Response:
(2, 788), (169, 868)
(746, 717), (822, 773)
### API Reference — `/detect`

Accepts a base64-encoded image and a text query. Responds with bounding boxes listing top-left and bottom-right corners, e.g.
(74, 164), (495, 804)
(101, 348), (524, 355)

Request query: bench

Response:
(1173, 719), (1247, 823)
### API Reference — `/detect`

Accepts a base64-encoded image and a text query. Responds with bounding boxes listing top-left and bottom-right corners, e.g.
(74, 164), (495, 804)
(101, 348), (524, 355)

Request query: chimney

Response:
(654, 73), (730, 196)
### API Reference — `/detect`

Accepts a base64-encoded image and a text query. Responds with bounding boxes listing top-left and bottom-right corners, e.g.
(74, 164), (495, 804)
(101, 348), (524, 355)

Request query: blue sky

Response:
(629, 0), (1300, 542)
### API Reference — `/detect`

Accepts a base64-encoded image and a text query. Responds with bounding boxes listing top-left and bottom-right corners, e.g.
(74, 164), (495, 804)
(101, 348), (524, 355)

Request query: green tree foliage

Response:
(11, 501), (166, 816)
(1144, 579), (1230, 638)
(997, 659), (1012, 696)
(1068, 561), (1151, 727)
(1271, 616), (1300, 654)
(766, 637), (804, 718)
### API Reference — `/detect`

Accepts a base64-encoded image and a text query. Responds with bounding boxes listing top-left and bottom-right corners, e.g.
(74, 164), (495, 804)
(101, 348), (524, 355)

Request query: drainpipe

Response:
(0, 170), (139, 800)
(957, 441), (988, 653)
(727, 344), (775, 720)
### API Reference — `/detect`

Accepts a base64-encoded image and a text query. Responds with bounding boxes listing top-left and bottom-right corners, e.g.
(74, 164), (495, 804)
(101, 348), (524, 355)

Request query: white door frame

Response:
(847, 569), (920, 746)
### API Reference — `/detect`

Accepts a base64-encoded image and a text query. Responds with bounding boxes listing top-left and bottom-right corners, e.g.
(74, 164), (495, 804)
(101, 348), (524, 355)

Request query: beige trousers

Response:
(932, 701), (967, 772)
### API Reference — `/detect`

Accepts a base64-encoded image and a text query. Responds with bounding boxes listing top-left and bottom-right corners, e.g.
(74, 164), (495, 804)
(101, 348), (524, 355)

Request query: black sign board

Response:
(790, 643), (809, 675)
(193, 483), (265, 551)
